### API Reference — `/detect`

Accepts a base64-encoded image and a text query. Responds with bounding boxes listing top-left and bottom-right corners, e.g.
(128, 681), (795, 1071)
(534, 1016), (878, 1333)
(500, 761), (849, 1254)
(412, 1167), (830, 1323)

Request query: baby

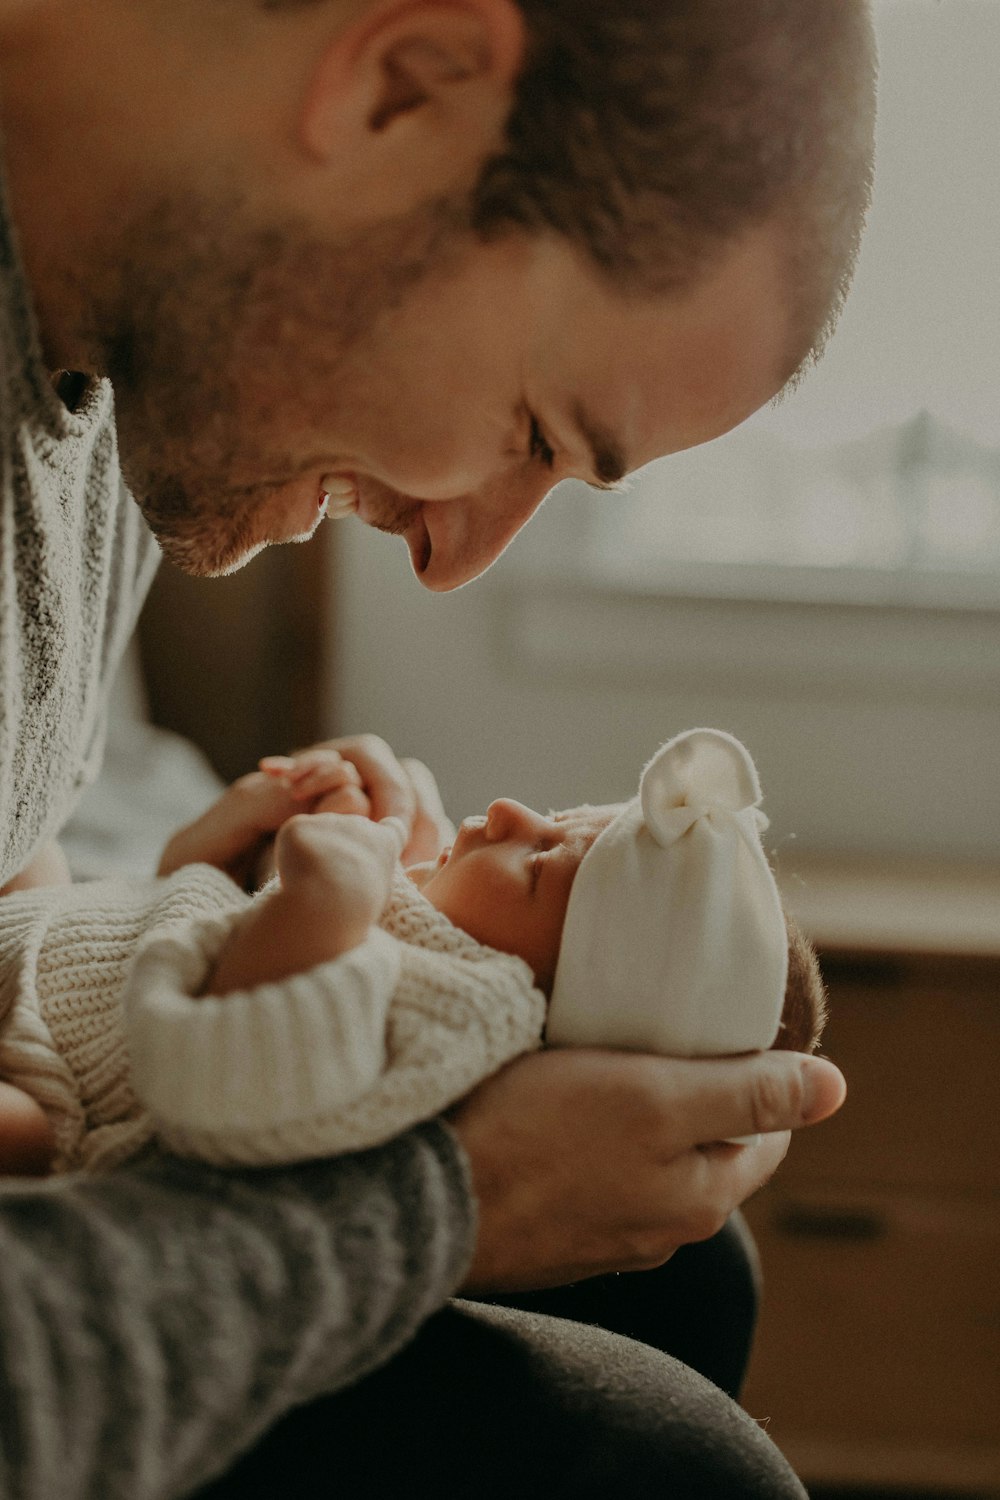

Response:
(0, 730), (824, 1173)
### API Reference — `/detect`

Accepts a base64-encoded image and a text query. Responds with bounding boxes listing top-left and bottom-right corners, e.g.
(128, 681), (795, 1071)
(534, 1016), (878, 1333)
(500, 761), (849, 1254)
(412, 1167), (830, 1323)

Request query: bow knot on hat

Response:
(547, 729), (787, 1058)
(640, 727), (769, 847)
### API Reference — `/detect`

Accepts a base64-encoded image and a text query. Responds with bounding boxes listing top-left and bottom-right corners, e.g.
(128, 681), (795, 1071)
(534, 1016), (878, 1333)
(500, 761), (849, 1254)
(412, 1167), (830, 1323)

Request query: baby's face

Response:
(415, 800), (615, 991)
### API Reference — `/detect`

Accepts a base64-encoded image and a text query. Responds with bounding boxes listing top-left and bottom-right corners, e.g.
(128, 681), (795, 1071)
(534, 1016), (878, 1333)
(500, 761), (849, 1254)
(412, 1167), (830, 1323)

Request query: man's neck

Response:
(50, 371), (89, 412)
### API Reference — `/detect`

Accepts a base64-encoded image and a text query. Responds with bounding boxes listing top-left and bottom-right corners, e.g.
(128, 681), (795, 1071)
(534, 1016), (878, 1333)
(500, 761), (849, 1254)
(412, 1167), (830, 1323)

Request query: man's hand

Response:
(0, 840), (71, 895)
(158, 772), (302, 886)
(0, 1081), (55, 1176)
(160, 735), (452, 888)
(449, 1046), (846, 1293)
(261, 735), (455, 866)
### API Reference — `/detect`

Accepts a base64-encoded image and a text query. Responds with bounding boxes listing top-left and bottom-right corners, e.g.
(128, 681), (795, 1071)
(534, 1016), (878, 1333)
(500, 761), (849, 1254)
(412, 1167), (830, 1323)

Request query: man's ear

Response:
(299, 0), (525, 205)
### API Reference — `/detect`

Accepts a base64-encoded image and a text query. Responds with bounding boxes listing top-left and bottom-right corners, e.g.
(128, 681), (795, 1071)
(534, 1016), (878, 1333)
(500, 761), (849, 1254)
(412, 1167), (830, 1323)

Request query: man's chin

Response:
(170, 542), (269, 578)
(133, 458), (332, 574)
(143, 513), (266, 578)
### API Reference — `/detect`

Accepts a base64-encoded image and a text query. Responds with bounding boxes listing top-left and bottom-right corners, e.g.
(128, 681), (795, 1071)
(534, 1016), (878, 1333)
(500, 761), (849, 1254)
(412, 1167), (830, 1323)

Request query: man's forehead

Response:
(534, 220), (795, 479)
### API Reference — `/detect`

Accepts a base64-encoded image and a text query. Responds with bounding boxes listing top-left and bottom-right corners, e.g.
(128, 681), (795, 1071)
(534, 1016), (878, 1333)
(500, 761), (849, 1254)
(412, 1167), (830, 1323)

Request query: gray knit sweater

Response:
(0, 172), (475, 1498)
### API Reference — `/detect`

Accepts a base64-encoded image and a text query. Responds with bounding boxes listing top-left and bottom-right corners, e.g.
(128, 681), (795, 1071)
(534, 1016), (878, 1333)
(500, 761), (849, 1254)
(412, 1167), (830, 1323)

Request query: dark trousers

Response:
(193, 1215), (806, 1499)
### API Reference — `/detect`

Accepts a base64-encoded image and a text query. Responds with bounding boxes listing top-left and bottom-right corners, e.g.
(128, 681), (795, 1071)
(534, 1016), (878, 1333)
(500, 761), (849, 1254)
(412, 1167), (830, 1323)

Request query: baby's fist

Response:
(274, 812), (403, 941)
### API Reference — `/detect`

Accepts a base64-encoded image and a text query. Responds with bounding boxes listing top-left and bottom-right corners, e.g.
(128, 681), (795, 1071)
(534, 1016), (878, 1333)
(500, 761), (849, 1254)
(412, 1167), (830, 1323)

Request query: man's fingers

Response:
(260, 752), (364, 795)
(309, 736), (416, 827)
(675, 1129), (791, 1243)
(292, 766), (363, 800)
(276, 737), (432, 835)
(312, 784), (373, 818)
(452, 1049), (813, 1289)
(650, 1051), (847, 1151)
(259, 755), (295, 774)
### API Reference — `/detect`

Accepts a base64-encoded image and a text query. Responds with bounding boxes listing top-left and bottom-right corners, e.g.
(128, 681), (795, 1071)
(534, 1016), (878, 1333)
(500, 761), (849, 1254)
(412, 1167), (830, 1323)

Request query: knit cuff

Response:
(124, 917), (402, 1164)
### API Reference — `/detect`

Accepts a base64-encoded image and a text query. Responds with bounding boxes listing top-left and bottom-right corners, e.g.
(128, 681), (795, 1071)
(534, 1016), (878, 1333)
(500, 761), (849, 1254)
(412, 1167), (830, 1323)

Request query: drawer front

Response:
(778, 953), (1000, 1194)
(742, 1186), (1000, 1458)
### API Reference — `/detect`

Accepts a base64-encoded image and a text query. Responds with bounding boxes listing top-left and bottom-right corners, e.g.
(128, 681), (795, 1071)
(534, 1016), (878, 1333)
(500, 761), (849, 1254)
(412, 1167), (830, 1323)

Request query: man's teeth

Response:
(321, 474), (359, 519)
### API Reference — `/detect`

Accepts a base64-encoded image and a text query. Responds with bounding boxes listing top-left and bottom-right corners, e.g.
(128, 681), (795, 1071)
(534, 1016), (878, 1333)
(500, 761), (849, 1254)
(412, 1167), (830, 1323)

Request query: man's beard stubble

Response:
(90, 187), (471, 575)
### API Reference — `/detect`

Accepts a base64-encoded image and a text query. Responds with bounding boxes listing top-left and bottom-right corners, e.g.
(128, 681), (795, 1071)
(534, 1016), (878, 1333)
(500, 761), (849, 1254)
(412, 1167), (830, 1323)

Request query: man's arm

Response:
(0, 1082), (54, 1175)
(0, 842), (71, 895)
(0, 977), (845, 1500)
(0, 1128), (473, 1500)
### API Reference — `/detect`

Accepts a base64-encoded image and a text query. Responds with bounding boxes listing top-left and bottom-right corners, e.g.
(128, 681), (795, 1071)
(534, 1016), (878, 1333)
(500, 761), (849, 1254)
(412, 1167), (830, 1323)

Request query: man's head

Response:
(1, 0), (875, 584)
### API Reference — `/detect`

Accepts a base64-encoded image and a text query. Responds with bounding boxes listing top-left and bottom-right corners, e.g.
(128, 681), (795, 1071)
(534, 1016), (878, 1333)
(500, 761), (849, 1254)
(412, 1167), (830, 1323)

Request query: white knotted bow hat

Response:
(546, 728), (788, 1057)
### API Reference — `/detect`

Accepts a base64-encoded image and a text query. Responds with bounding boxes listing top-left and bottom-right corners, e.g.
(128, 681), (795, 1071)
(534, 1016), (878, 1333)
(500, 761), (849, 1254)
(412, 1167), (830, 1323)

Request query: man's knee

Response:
(454, 1301), (806, 1499)
(194, 1299), (806, 1499)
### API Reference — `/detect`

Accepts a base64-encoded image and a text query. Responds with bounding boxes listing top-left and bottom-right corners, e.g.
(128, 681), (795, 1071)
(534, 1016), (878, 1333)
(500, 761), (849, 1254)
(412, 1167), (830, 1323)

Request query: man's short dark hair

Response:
(473, 0), (876, 374)
(265, 0), (877, 372)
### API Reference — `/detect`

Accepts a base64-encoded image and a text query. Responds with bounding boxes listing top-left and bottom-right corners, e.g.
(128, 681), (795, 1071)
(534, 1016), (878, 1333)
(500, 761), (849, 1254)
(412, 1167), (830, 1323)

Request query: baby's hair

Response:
(771, 915), (828, 1056)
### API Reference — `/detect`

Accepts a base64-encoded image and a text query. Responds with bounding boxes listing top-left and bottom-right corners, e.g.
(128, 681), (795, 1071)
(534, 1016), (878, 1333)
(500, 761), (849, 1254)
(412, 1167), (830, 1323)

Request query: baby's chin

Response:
(404, 837), (454, 893)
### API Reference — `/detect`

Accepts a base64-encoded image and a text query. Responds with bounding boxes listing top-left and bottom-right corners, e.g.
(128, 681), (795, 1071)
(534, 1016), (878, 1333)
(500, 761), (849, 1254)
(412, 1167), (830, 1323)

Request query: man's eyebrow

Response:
(571, 401), (630, 490)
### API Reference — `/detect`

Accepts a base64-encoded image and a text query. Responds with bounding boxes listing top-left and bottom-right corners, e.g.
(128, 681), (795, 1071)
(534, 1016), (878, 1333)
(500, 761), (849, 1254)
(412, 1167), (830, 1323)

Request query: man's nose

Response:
(485, 799), (544, 843)
(482, 469), (556, 564)
(433, 471), (556, 591)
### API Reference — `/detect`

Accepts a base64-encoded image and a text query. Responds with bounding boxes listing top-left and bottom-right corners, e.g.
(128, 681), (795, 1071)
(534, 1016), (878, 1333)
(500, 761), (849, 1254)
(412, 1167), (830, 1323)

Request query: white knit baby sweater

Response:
(0, 865), (545, 1171)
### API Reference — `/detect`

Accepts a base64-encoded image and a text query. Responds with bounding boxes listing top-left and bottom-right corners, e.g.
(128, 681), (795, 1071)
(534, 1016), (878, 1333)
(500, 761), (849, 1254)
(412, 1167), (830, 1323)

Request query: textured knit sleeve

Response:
(124, 914), (404, 1164)
(0, 867), (252, 1172)
(124, 870), (546, 1165)
(0, 1128), (475, 1500)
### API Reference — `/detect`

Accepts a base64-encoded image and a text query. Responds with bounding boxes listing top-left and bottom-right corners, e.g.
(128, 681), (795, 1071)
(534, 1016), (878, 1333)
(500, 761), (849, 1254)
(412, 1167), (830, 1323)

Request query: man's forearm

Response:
(0, 842), (71, 895)
(0, 1127), (473, 1500)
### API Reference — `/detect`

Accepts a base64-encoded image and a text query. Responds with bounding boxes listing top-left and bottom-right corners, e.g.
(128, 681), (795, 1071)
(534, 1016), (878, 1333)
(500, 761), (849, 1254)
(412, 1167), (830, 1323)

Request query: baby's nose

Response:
(485, 798), (544, 842)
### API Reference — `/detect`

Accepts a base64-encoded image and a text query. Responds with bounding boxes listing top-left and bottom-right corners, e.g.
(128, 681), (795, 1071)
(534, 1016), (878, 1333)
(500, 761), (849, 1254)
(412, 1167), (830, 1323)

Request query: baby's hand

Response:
(261, 737), (455, 866)
(273, 810), (407, 937)
(205, 813), (406, 997)
(259, 747), (373, 818)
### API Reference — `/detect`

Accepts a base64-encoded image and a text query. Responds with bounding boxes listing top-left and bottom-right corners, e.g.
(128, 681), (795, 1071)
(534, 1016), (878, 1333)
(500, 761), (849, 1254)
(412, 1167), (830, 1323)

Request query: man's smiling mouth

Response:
(319, 473), (359, 519)
(348, 474), (432, 573)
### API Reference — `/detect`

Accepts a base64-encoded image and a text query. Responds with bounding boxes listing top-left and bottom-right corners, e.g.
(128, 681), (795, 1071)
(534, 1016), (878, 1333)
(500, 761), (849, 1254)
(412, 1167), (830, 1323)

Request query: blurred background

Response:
(90, 1), (999, 1494)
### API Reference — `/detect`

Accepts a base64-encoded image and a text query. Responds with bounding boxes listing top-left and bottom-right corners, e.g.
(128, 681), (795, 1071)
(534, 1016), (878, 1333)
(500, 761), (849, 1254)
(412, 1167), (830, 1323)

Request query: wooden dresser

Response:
(742, 856), (1000, 1496)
